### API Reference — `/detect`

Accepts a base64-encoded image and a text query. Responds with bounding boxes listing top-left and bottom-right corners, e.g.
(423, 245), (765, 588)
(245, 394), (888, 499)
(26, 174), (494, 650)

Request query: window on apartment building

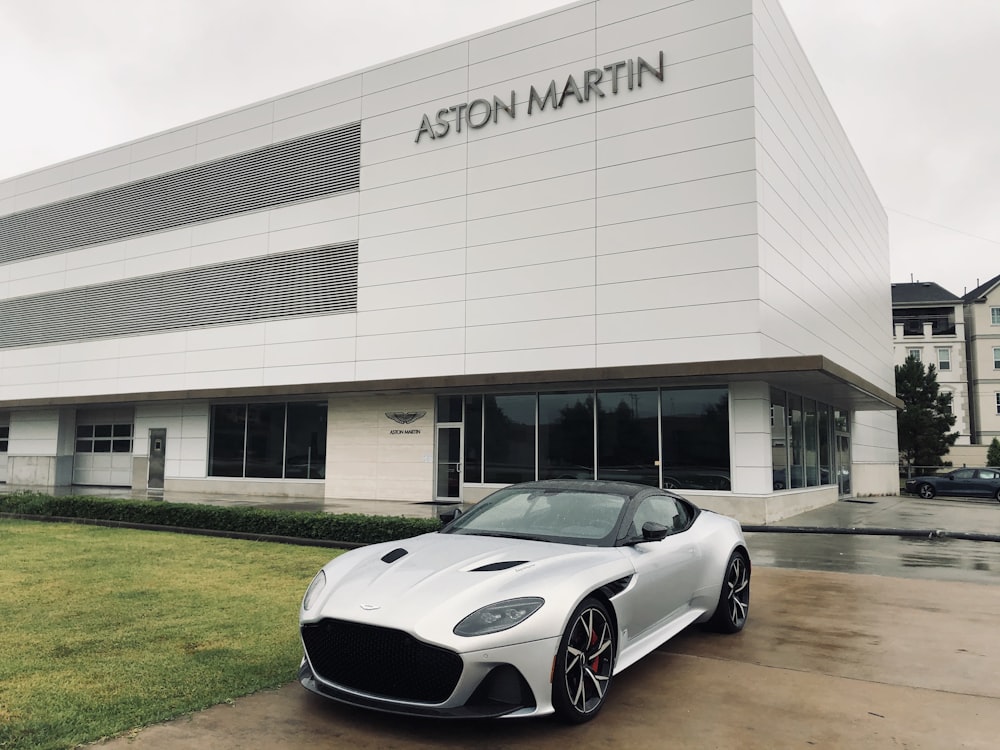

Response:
(936, 348), (951, 371)
(906, 348), (921, 362)
(994, 347), (1000, 369)
(0, 424), (8, 452)
(996, 393), (1000, 415)
(993, 307), (1000, 326)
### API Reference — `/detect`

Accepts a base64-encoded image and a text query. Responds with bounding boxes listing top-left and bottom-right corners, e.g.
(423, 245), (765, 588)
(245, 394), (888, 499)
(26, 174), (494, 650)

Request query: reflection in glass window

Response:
(436, 395), (463, 423)
(464, 396), (483, 483)
(209, 405), (247, 477)
(0, 424), (8, 452)
(484, 395), (535, 484)
(992, 307), (1000, 325)
(771, 389), (788, 490)
(210, 402), (327, 479)
(936, 348), (951, 371)
(819, 405), (832, 486)
(788, 394), (804, 489)
(661, 388), (730, 491)
(284, 402), (327, 479)
(805, 399), (819, 486)
(994, 347), (1000, 370)
(597, 390), (659, 486)
(538, 392), (594, 480)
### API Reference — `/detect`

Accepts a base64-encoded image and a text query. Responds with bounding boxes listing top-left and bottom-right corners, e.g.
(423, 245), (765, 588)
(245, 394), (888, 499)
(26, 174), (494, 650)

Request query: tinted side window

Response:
(631, 495), (692, 535)
(953, 469), (975, 480)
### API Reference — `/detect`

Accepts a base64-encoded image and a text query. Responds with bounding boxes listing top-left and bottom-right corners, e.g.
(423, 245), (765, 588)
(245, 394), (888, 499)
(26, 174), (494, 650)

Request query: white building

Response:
(0, 0), (900, 523)
(891, 282), (970, 444)
(963, 274), (1000, 445)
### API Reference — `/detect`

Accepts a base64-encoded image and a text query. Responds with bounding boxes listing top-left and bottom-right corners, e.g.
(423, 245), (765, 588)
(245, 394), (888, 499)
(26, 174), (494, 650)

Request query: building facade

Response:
(0, 0), (900, 523)
(964, 274), (1000, 444)
(891, 282), (970, 444)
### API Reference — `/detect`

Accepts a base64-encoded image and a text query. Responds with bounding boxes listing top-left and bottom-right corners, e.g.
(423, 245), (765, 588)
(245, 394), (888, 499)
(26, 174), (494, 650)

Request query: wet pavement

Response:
(93, 566), (1000, 750)
(8, 486), (1000, 747)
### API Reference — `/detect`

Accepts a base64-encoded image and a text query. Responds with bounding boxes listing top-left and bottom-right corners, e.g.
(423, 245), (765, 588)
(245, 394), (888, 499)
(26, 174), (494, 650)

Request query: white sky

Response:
(1, 0), (996, 296)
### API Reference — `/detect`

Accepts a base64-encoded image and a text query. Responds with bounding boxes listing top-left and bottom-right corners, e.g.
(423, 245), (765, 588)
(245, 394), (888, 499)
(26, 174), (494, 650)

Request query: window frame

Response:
(992, 307), (1000, 326)
(993, 346), (1000, 370)
(936, 347), (951, 371)
(906, 348), (921, 362)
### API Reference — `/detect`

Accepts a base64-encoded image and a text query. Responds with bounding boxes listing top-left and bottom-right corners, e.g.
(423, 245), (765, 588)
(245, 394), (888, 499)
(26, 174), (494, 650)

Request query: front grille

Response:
(301, 619), (463, 703)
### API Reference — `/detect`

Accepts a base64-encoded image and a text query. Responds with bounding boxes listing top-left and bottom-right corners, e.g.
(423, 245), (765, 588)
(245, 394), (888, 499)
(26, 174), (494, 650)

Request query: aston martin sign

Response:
(415, 51), (664, 143)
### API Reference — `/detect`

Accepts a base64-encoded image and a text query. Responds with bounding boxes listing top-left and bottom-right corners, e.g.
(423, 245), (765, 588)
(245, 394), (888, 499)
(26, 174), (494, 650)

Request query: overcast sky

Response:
(1, 0), (996, 296)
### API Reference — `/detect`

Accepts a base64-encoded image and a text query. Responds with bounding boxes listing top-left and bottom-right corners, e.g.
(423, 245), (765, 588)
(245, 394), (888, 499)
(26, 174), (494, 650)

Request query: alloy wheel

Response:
(724, 555), (750, 629)
(563, 606), (614, 715)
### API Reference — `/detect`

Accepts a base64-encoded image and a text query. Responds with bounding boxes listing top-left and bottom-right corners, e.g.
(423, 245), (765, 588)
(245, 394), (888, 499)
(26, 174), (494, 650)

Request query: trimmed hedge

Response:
(0, 491), (442, 545)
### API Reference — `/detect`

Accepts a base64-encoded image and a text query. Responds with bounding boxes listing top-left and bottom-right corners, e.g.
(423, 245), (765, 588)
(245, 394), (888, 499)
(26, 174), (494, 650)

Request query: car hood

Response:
(303, 532), (628, 646)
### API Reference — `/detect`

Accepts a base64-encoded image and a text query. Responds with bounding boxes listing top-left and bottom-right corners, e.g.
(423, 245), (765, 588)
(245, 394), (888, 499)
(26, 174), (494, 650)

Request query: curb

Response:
(0, 512), (364, 549)
(741, 524), (1000, 543)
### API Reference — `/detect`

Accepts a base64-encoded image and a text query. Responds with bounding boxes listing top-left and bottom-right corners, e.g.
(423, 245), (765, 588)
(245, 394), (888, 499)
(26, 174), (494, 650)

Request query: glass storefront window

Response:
(597, 390), (659, 486)
(788, 394), (804, 489)
(284, 402), (327, 479)
(464, 396), (483, 483)
(210, 401), (327, 479)
(661, 387), (731, 491)
(209, 405), (246, 477)
(771, 389), (787, 490)
(436, 395), (463, 423)
(484, 395), (536, 484)
(805, 399), (819, 486)
(538, 392), (594, 480)
(819, 404), (832, 486)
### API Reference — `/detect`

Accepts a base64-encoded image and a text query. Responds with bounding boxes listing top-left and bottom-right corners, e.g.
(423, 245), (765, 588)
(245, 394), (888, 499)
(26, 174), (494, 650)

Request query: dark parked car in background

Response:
(904, 468), (1000, 501)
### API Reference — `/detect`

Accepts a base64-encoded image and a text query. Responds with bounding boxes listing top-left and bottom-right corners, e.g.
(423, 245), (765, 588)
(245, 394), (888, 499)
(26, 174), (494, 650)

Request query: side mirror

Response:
(641, 521), (669, 542)
(439, 507), (463, 524)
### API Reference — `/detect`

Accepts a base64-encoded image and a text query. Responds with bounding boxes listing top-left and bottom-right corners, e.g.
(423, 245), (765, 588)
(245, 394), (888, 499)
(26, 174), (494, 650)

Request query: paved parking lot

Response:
(95, 495), (1000, 750)
(95, 564), (1000, 750)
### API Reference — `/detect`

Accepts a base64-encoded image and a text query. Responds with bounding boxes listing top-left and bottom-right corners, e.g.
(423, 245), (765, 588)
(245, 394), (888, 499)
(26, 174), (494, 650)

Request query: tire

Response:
(995, 487), (1000, 503)
(708, 550), (750, 634)
(552, 597), (616, 724)
(918, 483), (936, 499)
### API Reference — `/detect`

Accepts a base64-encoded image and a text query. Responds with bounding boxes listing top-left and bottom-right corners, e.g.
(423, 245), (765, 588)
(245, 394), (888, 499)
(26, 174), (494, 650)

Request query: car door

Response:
(619, 494), (701, 640)
(973, 469), (1000, 497)
(948, 468), (977, 496)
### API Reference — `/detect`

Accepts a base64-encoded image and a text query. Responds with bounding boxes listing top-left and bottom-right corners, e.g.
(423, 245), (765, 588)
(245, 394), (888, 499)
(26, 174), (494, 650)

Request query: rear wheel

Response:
(995, 487), (1000, 503)
(708, 550), (750, 633)
(552, 598), (615, 724)
(918, 483), (936, 499)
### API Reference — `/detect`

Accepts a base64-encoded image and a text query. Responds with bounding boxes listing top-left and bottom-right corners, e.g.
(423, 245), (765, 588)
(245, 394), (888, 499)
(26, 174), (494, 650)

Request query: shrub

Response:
(0, 491), (441, 545)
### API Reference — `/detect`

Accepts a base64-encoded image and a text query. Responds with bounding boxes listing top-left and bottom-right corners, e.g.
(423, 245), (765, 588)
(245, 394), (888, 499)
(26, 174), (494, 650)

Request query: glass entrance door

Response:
(836, 434), (851, 496)
(436, 425), (462, 501)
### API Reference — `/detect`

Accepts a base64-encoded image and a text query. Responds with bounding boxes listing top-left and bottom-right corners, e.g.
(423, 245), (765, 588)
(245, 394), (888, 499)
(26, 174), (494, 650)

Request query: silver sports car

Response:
(298, 479), (750, 723)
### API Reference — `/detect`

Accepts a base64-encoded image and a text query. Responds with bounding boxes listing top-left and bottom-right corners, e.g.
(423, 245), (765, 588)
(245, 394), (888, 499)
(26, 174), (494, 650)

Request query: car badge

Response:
(360, 604), (381, 611)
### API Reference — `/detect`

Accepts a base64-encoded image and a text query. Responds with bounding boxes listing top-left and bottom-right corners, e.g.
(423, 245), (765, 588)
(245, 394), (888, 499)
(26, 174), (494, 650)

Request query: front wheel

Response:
(918, 483), (936, 499)
(995, 487), (1000, 503)
(708, 550), (750, 633)
(552, 598), (616, 724)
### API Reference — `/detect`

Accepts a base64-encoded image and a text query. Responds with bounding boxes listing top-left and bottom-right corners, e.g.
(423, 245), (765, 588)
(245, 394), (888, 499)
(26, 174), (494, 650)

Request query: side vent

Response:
(600, 576), (633, 598)
(381, 548), (408, 564)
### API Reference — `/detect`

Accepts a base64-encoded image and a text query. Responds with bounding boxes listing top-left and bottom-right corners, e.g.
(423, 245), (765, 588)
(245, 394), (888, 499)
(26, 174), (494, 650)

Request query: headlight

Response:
(454, 597), (544, 637)
(302, 570), (326, 611)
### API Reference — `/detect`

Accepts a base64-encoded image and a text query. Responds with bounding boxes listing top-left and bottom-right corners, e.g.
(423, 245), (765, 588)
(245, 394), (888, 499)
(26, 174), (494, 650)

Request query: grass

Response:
(0, 519), (339, 750)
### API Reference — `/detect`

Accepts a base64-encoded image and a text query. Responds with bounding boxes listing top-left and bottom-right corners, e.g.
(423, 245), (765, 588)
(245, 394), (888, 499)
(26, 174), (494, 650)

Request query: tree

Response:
(895, 356), (958, 475)
(987, 437), (1000, 468)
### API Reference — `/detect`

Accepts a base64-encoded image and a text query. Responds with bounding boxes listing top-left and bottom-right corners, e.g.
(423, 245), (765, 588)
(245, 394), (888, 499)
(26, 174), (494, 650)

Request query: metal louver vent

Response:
(0, 243), (358, 350)
(0, 122), (360, 264)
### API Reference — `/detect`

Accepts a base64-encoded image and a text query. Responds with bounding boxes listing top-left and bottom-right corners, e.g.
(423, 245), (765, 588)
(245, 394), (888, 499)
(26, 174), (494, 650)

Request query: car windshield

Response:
(442, 488), (628, 546)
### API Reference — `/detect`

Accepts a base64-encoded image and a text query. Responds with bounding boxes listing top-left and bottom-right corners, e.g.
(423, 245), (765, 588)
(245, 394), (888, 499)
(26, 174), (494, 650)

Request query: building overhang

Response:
(0, 355), (901, 412)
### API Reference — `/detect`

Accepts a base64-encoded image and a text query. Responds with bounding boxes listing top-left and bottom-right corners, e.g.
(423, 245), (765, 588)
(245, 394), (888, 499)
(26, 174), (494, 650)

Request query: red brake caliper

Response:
(590, 625), (600, 672)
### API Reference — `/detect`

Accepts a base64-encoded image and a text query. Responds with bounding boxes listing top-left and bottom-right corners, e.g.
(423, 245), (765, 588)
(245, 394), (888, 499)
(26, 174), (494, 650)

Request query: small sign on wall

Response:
(385, 411), (427, 435)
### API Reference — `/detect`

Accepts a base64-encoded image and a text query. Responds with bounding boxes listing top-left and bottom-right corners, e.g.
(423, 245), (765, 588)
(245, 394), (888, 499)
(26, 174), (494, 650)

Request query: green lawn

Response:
(0, 519), (339, 750)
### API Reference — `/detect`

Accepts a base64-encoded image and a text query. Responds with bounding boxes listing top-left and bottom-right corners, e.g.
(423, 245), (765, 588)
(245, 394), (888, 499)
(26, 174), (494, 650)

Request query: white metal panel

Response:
(273, 75), (363, 121)
(467, 287), (595, 327)
(360, 248), (465, 288)
(363, 43), (469, 95)
(467, 228), (595, 274)
(469, 31), (596, 90)
(470, 2), (595, 64)
(467, 257), (594, 301)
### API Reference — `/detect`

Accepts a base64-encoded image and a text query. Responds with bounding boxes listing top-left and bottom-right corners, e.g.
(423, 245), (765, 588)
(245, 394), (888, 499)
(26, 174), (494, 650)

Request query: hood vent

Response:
(380, 548), (408, 564)
(470, 561), (528, 572)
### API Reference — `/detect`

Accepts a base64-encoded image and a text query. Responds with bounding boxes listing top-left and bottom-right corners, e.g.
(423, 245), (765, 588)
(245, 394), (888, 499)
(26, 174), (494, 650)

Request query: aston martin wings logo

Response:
(385, 411), (427, 425)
